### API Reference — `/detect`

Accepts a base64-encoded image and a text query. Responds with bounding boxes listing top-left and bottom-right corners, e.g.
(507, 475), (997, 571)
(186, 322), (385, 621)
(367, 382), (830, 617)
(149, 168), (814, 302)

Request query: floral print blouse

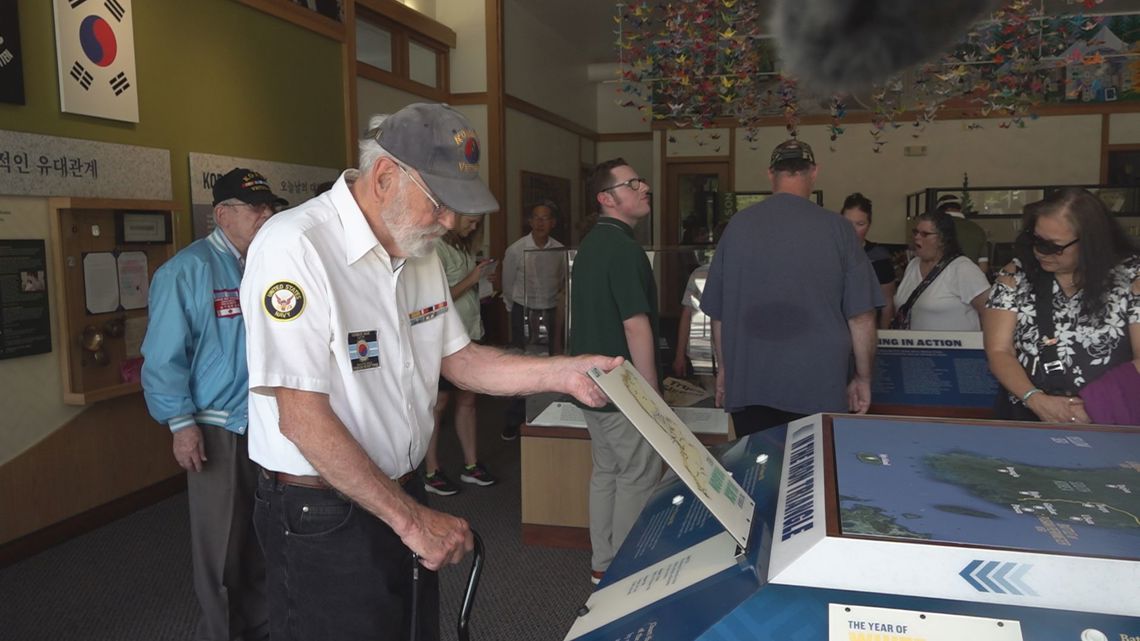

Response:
(986, 255), (1140, 394)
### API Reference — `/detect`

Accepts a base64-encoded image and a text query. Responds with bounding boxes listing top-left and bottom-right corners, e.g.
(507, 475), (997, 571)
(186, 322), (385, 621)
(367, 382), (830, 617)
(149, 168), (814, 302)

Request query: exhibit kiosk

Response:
(565, 363), (1140, 641)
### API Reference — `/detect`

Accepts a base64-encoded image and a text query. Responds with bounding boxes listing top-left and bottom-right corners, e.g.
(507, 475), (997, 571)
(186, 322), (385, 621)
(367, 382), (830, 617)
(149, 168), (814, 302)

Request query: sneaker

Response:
(501, 423), (520, 441)
(459, 462), (498, 487)
(590, 570), (605, 585)
(424, 470), (460, 496)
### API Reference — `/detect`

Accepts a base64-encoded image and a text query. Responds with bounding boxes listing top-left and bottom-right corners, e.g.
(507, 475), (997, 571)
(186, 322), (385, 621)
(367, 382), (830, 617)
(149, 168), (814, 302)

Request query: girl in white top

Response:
(426, 214), (498, 494)
(895, 211), (991, 331)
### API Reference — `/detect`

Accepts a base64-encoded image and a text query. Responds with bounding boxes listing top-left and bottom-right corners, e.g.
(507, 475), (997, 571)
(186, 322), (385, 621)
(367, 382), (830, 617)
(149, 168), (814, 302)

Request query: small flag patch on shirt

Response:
(408, 300), (448, 326)
(348, 330), (380, 371)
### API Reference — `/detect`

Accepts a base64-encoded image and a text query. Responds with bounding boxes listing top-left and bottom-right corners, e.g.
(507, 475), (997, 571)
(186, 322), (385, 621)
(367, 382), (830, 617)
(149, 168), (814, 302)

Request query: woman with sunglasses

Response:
(985, 188), (1140, 423)
(892, 211), (991, 331)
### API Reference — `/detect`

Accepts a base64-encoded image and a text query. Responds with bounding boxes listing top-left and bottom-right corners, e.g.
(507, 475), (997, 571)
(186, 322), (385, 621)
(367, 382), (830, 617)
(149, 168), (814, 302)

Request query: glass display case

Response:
(906, 184), (1140, 219)
(521, 245), (720, 378)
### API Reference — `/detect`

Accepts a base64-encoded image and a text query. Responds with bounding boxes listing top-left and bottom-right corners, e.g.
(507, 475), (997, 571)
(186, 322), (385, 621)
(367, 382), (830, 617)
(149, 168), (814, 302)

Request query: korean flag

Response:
(53, 0), (138, 123)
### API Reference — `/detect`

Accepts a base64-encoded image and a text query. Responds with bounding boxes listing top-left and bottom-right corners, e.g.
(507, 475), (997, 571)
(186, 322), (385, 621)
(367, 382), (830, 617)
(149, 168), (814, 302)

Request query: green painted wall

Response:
(2, 0), (346, 238)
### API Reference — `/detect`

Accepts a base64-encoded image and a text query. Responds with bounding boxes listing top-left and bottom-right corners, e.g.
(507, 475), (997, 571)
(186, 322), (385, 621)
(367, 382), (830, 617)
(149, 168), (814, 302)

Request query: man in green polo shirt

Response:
(570, 158), (662, 585)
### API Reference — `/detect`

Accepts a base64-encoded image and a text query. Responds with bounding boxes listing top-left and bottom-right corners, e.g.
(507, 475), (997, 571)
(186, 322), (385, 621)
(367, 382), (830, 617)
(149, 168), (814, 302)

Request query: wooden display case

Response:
(48, 198), (178, 405)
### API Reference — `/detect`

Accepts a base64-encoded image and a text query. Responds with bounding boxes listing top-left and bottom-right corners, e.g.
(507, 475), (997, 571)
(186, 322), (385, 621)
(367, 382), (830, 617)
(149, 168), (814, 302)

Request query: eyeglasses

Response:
(601, 177), (649, 193)
(395, 163), (447, 218)
(222, 202), (274, 217)
(1026, 232), (1079, 255)
(911, 228), (938, 238)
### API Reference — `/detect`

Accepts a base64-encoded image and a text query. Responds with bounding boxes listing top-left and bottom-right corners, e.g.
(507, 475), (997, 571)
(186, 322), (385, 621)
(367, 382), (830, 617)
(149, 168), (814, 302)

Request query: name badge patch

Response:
(213, 288), (241, 318)
(408, 300), (448, 326)
(348, 330), (380, 371)
(264, 281), (305, 321)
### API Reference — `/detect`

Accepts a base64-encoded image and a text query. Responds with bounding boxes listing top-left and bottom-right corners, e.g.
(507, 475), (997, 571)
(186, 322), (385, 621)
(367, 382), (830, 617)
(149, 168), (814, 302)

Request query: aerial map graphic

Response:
(832, 417), (1140, 559)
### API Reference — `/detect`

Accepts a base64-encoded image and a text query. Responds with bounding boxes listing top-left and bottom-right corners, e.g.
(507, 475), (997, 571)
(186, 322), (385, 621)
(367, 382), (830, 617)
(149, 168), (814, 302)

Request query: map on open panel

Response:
(831, 417), (1140, 560)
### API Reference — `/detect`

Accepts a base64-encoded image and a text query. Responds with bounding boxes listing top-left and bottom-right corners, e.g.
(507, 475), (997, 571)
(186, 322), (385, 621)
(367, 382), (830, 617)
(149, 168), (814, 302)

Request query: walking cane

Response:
(409, 530), (485, 641)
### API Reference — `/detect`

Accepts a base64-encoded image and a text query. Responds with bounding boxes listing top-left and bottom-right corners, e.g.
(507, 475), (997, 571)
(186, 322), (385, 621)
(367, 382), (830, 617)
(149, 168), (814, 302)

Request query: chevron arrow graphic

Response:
(958, 559), (987, 592)
(960, 560), (1036, 596)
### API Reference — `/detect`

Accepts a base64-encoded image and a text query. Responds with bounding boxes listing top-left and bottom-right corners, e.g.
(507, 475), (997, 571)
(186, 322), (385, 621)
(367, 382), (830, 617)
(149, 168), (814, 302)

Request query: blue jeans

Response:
(253, 473), (439, 641)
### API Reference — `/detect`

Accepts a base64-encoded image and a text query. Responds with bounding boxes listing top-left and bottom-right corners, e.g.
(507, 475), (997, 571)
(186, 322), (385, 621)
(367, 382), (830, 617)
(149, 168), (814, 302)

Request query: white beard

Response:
(384, 181), (446, 258)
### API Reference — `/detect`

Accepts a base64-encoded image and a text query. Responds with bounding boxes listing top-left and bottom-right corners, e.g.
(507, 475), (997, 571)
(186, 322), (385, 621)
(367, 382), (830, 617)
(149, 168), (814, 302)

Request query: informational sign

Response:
(0, 0), (26, 105)
(0, 129), (171, 200)
(116, 250), (147, 309)
(53, 0), (138, 122)
(769, 415), (1140, 618)
(873, 330), (998, 409)
(188, 152), (340, 239)
(0, 239), (51, 359)
(589, 361), (755, 550)
(828, 604), (1023, 641)
(82, 251), (118, 314)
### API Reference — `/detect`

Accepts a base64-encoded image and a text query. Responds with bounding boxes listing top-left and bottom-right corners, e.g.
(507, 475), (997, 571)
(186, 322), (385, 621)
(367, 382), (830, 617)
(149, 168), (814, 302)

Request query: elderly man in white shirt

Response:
(500, 200), (566, 439)
(241, 103), (617, 641)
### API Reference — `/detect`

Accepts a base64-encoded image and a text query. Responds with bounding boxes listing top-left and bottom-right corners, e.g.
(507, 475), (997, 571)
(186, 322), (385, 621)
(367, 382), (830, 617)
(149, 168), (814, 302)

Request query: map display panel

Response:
(831, 417), (1140, 560)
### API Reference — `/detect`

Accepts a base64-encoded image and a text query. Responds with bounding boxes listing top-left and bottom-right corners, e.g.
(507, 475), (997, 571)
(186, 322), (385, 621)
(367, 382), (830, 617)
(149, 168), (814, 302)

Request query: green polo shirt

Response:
(570, 217), (658, 409)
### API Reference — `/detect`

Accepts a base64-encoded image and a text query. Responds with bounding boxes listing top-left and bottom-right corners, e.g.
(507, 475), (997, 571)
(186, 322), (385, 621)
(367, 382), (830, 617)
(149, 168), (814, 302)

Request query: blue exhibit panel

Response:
(696, 584), (1140, 641)
(573, 565), (763, 641)
(831, 416), (1140, 559)
(872, 346), (997, 409)
(602, 427), (787, 585)
(567, 429), (786, 641)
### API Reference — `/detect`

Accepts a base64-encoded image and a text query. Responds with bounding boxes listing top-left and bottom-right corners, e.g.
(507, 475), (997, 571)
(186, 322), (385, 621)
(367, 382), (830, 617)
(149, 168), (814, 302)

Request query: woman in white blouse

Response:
(893, 211), (991, 331)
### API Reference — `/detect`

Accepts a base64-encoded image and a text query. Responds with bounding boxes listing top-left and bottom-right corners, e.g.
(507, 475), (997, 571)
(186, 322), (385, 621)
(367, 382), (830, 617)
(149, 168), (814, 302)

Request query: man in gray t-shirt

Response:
(701, 140), (882, 436)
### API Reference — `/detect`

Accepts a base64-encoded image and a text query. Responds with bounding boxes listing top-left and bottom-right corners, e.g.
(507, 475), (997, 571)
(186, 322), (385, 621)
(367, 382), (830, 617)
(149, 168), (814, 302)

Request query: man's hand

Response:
(715, 369), (726, 408)
(847, 377), (871, 414)
(172, 424), (207, 472)
(560, 354), (623, 407)
(401, 503), (474, 571)
(671, 354), (687, 379)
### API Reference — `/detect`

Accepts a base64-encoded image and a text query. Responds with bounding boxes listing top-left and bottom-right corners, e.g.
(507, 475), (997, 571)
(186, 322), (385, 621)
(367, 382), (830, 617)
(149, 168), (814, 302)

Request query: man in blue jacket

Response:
(141, 168), (284, 641)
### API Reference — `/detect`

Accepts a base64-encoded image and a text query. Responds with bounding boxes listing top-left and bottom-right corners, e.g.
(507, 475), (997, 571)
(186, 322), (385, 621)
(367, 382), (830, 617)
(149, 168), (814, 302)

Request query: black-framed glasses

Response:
(911, 228), (938, 238)
(1026, 232), (1079, 255)
(601, 177), (649, 193)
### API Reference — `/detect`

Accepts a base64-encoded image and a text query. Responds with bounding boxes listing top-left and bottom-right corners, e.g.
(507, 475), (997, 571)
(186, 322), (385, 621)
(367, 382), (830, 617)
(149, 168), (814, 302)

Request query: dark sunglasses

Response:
(1022, 231), (1079, 255)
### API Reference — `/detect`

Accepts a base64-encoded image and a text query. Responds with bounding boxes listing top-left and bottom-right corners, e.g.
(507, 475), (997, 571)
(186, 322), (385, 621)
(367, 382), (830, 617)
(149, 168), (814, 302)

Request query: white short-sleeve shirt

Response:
(894, 255), (991, 332)
(241, 171), (470, 477)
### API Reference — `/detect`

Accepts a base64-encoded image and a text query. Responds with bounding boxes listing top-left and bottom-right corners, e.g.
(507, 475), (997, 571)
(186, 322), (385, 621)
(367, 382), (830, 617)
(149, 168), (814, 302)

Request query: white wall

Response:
(1109, 112), (1140, 144)
(505, 109), (586, 247)
(596, 80), (651, 134)
(0, 197), (83, 465)
(725, 114), (1103, 244)
(356, 78), (426, 135)
(503, 0), (595, 130)
(436, 0), (487, 93)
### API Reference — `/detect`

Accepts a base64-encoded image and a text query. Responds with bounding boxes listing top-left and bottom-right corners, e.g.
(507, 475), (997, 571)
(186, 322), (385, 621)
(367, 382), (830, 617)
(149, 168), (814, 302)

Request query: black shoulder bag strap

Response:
(1031, 271), (1071, 395)
(890, 254), (957, 329)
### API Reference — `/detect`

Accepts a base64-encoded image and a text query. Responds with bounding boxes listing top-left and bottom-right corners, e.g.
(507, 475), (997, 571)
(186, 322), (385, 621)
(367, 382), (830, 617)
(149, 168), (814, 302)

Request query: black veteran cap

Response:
(769, 139), (816, 168)
(212, 168), (287, 208)
(370, 103), (499, 215)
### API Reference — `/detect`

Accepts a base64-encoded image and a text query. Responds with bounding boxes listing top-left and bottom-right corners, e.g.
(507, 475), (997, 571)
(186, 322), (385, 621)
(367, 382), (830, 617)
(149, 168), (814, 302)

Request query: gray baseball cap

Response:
(371, 103), (499, 215)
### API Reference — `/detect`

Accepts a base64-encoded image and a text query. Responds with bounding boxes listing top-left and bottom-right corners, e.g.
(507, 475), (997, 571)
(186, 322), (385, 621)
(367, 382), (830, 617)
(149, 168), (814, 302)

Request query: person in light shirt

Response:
(893, 211), (990, 332)
(240, 103), (618, 640)
(500, 200), (566, 439)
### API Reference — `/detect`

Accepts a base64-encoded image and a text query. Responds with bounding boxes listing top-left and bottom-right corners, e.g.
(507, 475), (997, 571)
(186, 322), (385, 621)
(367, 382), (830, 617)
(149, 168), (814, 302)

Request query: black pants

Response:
(731, 405), (808, 438)
(254, 473), (439, 641)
